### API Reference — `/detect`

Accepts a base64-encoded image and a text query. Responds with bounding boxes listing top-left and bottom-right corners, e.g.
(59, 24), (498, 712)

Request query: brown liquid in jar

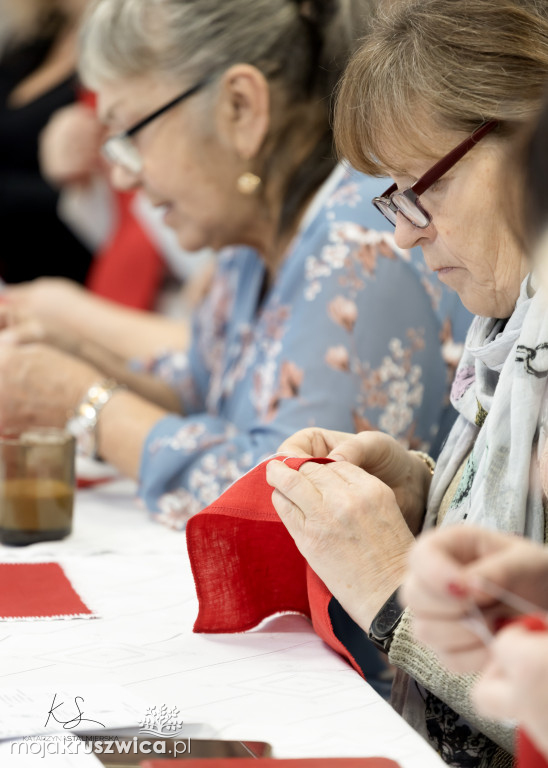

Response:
(0, 477), (73, 545)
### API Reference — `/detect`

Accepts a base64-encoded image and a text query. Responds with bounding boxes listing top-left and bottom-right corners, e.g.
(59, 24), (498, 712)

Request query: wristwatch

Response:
(368, 589), (405, 654)
(67, 379), (125, 459)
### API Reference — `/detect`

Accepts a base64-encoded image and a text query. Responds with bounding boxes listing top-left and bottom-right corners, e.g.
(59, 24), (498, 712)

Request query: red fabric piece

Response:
(0, 562), (93, 619)
(518, 729), (548, 768)
(85, 189), (164, 310)
(494, 614), (548, 634)
(142, 760), (401, 768)
(78, 88), (164, 310)
(186, 456), (364, 677)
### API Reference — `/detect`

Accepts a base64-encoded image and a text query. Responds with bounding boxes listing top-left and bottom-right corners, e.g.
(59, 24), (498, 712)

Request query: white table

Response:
(0, 479), (446, 767)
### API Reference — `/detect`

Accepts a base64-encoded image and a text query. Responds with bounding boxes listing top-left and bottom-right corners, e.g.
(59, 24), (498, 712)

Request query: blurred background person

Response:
(0, 0), (94, 284)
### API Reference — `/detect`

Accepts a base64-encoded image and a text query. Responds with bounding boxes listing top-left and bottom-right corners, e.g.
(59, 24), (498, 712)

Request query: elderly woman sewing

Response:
(0, 0), (466, 525)
(400, 93), (548, 768)
(266, 1), (548, 766)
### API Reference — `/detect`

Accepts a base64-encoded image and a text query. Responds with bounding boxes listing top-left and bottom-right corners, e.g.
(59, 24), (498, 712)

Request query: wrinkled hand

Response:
(0, 305), (81, 355)
(0, 344), (99, 432)
(39, 103), (104, 186)
(266, 459), (415, 631)
(401, 526), (548, 674)
(472, 626), (548, 758)
(2, 278), (84, 325)
(278, 427), (431, 535)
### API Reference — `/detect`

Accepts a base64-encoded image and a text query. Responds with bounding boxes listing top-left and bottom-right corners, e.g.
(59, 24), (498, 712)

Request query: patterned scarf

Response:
(425, 275), (548, 542)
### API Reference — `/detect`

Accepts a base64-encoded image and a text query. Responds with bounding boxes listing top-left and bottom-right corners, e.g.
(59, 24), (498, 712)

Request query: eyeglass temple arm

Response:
(126, 76), (213, 138)
(412, 120), (499, 197)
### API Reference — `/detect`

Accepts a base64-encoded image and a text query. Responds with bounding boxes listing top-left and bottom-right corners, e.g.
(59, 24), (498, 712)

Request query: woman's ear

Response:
(215, 64), (270, 160)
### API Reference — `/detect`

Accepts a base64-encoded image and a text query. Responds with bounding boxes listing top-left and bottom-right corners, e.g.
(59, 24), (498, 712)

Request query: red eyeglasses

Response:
(372, 121), (499, 228)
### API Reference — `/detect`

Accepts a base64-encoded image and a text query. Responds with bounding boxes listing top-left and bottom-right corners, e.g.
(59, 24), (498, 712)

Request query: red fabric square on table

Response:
(186, 457), (363, 676)
(0, 562), (93, 620)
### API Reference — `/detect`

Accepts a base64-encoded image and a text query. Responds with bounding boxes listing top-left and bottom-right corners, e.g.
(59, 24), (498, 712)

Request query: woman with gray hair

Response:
(267, 0), (548, 765)
(0, 0), (465, 532)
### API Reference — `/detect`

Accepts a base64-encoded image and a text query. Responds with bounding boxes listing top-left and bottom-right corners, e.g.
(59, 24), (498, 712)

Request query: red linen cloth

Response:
(0, 562), (93, 620)
(79, 89), (165, 310)
(142, 760), (401, 768)
(86, 189), (164, 310)
(519, 729), (548, 767)
(186, 456), (363, 676)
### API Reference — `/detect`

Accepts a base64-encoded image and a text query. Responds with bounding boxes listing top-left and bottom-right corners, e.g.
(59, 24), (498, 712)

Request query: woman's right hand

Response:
(39, 103), (104, 187)
(278, 427), (432, 534)
(402, 526), (548, 674)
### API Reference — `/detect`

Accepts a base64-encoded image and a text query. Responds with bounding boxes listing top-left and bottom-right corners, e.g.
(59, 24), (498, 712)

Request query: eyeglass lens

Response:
(102, 137), (143, 175)
(391, 192), (430, 227)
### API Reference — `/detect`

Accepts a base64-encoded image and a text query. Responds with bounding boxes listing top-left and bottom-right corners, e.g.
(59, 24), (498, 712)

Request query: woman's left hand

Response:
(265, 459), (415, 631)
(473, 625), (548, 759)
(0, 343), (99, 432)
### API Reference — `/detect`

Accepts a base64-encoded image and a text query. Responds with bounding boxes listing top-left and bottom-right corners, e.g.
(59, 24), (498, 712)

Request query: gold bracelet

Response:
(410, 450), (435, 476)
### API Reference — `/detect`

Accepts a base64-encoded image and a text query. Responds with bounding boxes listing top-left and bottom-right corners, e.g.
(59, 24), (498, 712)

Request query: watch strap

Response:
(368, 589), (405, 655)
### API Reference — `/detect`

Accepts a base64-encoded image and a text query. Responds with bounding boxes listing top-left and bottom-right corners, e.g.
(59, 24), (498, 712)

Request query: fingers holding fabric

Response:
(267, 458), (414, 630)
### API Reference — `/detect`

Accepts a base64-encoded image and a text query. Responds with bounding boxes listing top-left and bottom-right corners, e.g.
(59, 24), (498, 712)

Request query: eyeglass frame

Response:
(372, 120), (499, 229)
(101, 74), (213, 174)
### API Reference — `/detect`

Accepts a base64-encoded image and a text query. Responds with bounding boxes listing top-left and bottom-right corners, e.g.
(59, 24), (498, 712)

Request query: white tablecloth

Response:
(0, 479), (446, 767)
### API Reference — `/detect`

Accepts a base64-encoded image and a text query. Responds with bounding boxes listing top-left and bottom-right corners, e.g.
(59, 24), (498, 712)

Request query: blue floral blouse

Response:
(137, 165), (472, 527)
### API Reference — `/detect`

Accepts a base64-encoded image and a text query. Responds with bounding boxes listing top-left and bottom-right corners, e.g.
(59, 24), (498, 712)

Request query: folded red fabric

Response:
(518, 729), (548, 768)
(0, 562), (93, 620)
(186, 456), (363, 676)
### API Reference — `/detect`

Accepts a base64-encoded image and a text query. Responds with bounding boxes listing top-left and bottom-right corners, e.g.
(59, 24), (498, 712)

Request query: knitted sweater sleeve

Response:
(388, 611), (515, 754)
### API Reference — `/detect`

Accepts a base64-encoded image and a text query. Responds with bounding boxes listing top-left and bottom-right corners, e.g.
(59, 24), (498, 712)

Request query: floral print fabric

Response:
(138, 165), (472, 528)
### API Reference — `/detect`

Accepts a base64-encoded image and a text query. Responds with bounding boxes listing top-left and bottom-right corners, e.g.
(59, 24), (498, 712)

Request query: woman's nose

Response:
(394, 212), (433, 250)
(109, 164), (141, 191)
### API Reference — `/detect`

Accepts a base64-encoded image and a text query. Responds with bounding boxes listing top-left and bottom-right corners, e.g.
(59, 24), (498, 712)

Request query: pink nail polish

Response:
(448, 582), (468, 598)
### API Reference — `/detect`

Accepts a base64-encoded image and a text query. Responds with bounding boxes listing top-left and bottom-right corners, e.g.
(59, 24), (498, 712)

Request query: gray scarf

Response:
(425, 275), (548, 542)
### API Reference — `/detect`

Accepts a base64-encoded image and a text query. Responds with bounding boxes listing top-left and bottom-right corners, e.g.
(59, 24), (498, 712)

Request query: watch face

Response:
(373, 593), (404, 638)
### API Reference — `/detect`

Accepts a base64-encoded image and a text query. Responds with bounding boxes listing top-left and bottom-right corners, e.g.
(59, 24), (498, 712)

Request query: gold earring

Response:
(237, 172), (262, 195)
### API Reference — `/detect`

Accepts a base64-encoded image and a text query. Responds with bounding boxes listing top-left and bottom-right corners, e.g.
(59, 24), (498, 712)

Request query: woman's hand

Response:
(0, 279), (90, 354)
(472, 626), (548, 759)
(39, 103), (104, 187)
(278, 427), (432, 535)
(266, 458), (415, 631)
(2, 278), (84, 323)
(0, 306), (81, 355)
(401, 526), (548, 674)
(0, 343), (99, 432)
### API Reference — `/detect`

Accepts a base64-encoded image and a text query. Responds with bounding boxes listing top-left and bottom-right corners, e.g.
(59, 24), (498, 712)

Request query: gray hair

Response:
(80, 0), (374, 101)
(80, 0), (376, 233)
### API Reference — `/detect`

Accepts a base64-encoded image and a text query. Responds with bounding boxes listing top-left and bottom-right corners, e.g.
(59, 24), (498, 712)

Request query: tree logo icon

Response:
(139, 705), (184, 737)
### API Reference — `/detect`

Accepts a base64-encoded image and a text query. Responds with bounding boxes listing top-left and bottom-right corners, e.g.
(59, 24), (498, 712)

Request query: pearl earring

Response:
(237, 172), (262, 195)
